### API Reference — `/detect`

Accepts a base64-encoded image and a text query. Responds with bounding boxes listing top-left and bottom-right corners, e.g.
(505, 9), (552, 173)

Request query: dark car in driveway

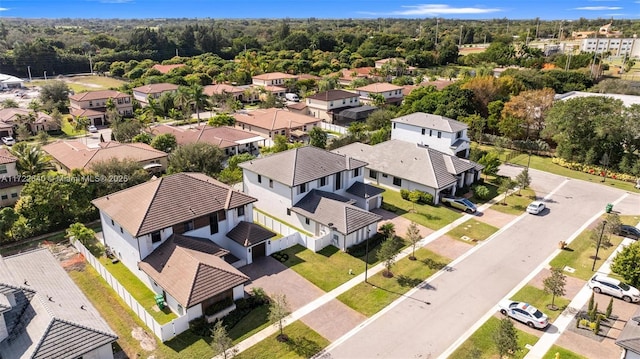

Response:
(616, 225), (640, 240)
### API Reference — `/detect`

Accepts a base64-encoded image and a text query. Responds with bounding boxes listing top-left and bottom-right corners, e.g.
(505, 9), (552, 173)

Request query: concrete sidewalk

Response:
(524, 237), (636, 359)
(220, 200), (501, 357)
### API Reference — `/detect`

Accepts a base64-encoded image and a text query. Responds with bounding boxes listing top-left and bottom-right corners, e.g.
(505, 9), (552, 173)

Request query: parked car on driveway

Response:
(615, 225), (640, 240)
(441, 196), (477, 213)
(526, 201), (546, 215)
(588, 275), (640, 303)
(1, 136), (15, 146)
(497, 300), (549, 329)
(87, 125), (98, 133)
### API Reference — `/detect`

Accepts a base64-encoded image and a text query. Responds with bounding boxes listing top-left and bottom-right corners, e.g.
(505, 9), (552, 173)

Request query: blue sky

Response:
(1, 0), (639, 20)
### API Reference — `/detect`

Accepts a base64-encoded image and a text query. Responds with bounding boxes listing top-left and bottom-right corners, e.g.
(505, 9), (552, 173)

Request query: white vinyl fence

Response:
(253, 211), (333, 253)
(320, 121), (348, 134)
(72, 240), (190, 342)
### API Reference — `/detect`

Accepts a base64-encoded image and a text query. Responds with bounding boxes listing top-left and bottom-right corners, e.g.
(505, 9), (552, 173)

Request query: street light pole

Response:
(592, 221), (607, 271)
(365, 228), (370, 283)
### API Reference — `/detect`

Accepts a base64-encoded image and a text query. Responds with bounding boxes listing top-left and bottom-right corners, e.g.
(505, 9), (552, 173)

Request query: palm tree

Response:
(190, 84), (208, 126)
(174, 87), (193, 122)
(158, 92), (175, 119)
(9, 143), (54, 175)
(73, 115), (89, 141)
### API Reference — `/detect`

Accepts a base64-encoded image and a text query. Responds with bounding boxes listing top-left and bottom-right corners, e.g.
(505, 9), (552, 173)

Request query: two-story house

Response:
(69, 90), (133, 119)
(355, 83), (405, 106)
(0, 108), (59, 137)
(132, 83), (179, 107)
(0, 148), (24, 207)
(391, 112), (471, 158)
(0, 248), (117, 359)
(204, 84), (258, 103)
(92, 173), (276, 320)
(232, 108), (321, 142)
(306, 90), (360, 123)
(251, 72), (298, 87)
(239, 146), (383, 252)
(43, 140), (168, 174)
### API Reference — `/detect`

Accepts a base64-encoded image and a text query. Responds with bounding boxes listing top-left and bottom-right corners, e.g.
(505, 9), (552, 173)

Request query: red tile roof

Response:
(252, 72), (297, 81)
(356, 83), (404, 93)
(0, 148), (16, 164)
(69, 90), (130, 102)
(151, 64), (185, 74)
(203, 84), (244, 96)
(132, 83), (179, 94)
(233, 108), (320, 131)
(149, 124), (264, 148)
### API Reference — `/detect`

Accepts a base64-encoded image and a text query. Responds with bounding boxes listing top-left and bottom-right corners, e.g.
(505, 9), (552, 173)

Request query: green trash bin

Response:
(606, 203), (613, 213)
(154, 294), (165, 310)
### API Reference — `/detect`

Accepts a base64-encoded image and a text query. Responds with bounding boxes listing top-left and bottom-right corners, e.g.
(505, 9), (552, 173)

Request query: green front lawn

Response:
(61, 115), (83, 136)
(449, 316), (539, 359)
(542, 345), (588, 359)
(235, 321), (329, 359)
(380, 188), (463, 230)
(489, 186), (537, 215)
(447, 219), (499, 243)
(228, 305), (271, 343)
(550, 226), (624, 281)
(511, 285), (570, 322)
(277, 244), (370, 292)
(98, 257), (177, 324)
(338, 247), (450, 316)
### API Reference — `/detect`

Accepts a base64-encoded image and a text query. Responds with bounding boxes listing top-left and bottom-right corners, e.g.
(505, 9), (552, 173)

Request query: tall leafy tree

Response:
(308, 127), (327, 149)
(493, 318), (519, 358)
(150, 133), (177, 153)
(38, 80), (69, 113)
(90, 158), (151, 196)
(168, 142), (224, 177)
(208, 113), (236, 127)
(501, 88), (555, 139)
(611, 241), (640, 287)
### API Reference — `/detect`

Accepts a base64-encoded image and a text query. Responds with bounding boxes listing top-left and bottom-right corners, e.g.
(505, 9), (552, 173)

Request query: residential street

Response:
(323, 167), (638, 359)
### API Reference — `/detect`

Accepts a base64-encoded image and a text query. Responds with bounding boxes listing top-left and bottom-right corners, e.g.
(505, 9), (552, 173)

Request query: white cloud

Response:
(370, 4), (501, 16)
(574, 6), (623, 10)
(97, 0), (133, 3)
(0, 8), (7, 11)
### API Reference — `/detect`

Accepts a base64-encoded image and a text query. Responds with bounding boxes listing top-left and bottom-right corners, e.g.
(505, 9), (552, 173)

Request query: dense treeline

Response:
(2, 17), (639, 78)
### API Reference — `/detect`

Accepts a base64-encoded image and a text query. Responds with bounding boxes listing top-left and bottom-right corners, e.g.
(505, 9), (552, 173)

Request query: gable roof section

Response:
(333, 140), (481, 190)
(226, 221), (277, 247)
(132, 83), (179, 94)
(356, 83), (404, 93)
(307, 90), (358, 102)
(0, 148), (16, 164)
(70, 108), (104, 118)
(232, 108), (319, 132)
(42, 140), (167, 171)
(0, 108), (53, 125)
(69, 90), (130, 102)
(92, 173), (257, 237)
(252, 72), (297, 81)
(149, 124), (265, 148)
(138, 235), (249, 307)
(204, 84), (244, 96)
(0, 249), (117, 358)
(617, 308), (640, 353)
(239, 146), (368, 187)
(291, 190), (381, 235)
(391, 112), (467, 133)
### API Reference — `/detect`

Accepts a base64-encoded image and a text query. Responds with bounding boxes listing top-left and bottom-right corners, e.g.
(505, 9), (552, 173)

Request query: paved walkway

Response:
(220, 199), (503, 357)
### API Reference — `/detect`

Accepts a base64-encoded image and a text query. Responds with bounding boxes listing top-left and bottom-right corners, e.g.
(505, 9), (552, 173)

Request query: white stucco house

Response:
(0, 148), (24, 208)
(239, 146), (383, 252)
(355, 83), (404, 106)
(0, 249), (117, 359)
(92, 172), (276, 320)
(333, 140), (483, 204)
(391, 112), (471, 159)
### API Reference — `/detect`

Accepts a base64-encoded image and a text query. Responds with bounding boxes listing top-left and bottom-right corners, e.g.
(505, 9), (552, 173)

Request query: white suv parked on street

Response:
(588, 275), (640, 303)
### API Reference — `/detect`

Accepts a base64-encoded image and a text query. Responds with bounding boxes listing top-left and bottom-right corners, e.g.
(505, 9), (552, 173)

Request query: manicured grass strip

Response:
(511, 285), (571, 322)
(69, 266), (215, 359)
(542, 345), (588, 359)
(449, 316), (539, 359)
(447, 219), (499, 243)
(228, 305), (271, 343)
(98, 257), (177, 324)
(550, 228), (623, 281)
(278, 244), (369, 292)
(380, 187), (463, 230)
(338, 248), (450, 317)
(235, 321), (329, 359)
(490, 187), (537, 215)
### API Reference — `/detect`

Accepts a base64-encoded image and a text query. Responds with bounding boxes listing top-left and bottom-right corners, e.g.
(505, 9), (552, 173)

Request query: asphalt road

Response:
(323, 166), (638, 359)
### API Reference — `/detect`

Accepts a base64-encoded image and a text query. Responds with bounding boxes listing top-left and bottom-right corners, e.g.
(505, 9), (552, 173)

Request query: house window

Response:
(421, 128), (426, 135)
(111, 219), (114, 226)
(269, 179), (274, 188)
(298, 183), (307, 194)
(382, 173), (388, 178)
(342, 99), (346, 104)
(305, 218), (310, 225)
(429, 129), (433, 136)
(151, 231), (161, 243)
(353, 168), (361, 177)
(319, 176), (327, 187)
(393, 123), (396, 129)
(237, 206), (245, 217)
(437, 131), (442, 138)
(335, 172), (342, 190)
(10, 193), (17, 198)
(369, 169), (377, 179)
(0, 194), (7, 200)
(209, 214), (219, 234)
(258, 174), (262, 183)
(287, 208), (291, 216)
(184, 220), (194, 233)
(393, 177), (402, 186)
(457, 131), (462, 139)
(0, 165), (6, 174)
(120, 227), (123, 234)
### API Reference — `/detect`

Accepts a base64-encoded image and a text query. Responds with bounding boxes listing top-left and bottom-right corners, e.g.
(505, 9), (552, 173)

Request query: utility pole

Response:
(535, 19), (540, 39)
(435, 18), (439, 46)
(175, 48), (178, 57)
(27, 66), (32, 82)
(88, 53), (93, 75)
(44, 71), (47, 81)
(526, 28), (530, 46)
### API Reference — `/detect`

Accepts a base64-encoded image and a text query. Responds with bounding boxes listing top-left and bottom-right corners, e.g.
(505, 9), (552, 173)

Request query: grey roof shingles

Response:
(291, 190), (381, 235)
(391, 112), (468, 133)
(92, 173), (257, 237)
(239, 146), (367, 187)
(345, 181), (385, 198)
(0, 249), (117, 358)
(616, 308), (640, 354)
(226, 221), (277, 247)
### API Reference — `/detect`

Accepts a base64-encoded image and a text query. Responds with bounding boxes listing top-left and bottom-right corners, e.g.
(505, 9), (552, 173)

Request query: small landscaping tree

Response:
(606, 297), (613, 318)
(379, 222), (395, 239)
(543, 267), (566, 310)
(493, 317), (519, 358)
(498, 178), (517, 205)
(590, 220), (611, 249)
(406, 222), (421, 261)
(588, 292), (595, 312)
(408, 190), (421, 212)
(65, 222), (95, 246)
(593, 315), (601, 335)
(515, 167), (531, 195)
(605, 212), (622, 236)
(378, 236), (400, 277)
(589, 302), (599, 322)
(210, 320), (237, 359)
(269, 293), (291, 342)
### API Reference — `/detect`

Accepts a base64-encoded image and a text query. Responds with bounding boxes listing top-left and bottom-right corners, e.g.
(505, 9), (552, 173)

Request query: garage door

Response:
(252, 242), (266, 259)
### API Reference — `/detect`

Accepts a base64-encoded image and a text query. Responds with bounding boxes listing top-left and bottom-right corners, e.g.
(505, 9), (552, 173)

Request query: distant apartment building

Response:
(581, 38), (640, 58)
